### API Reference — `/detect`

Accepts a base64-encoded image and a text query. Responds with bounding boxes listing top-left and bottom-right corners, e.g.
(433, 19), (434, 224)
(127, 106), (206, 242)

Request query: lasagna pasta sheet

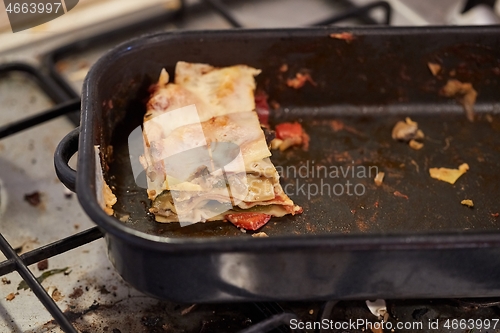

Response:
(141, 62), (301, 224)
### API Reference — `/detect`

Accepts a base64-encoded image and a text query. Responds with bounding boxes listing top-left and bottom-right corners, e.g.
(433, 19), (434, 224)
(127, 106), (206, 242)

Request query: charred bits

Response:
(24, 191), (41, 206)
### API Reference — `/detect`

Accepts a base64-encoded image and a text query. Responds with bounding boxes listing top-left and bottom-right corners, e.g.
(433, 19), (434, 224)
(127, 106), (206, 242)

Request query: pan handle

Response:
(54, 127), (79, 192)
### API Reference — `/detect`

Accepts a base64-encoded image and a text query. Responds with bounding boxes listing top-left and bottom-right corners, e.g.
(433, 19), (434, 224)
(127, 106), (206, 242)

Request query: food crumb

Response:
(63, 187), (73, 199)
(286, 72), (317, 89)
(329, 32), (356, 43)
(461, 199), (474, 208)
(37, 259), (49, 271)
(118, 214), (130, 222)
(330, 120), (344, 132)
(393, 191), (409, 200)
(1, 278), (11, 285)
(99, 285), (110, 294)
(6, 293), (15, 301)
(68, 287), (83, 299)
(240, 228), (247, 233)
(270, 100), (280, 110)
(427, 62), (441, 76)
(251, 232), (269, 238)
(392, 117), (424, 143)
(491, 213), (499, 218)
(273, 122), (309, 151)
(374, 172), (385, 186)
(51, 288), (64, 302)
(270, 138), (283, 150)
(279, 64), (288, 72)
(429, 163), (469, 185)
(181, 304), (197, 316)
(309, 309), (314, 315)
(440, 79), (477, 122)
(409, 139), (424, 150)
(24, 191), (41, 206)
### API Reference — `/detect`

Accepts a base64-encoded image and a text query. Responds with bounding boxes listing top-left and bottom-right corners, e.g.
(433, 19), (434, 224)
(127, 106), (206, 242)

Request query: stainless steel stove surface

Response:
(1, 0), (500, 332)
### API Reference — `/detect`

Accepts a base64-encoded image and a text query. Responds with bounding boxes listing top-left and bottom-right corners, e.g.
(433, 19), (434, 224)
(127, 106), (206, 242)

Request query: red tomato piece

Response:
(225, 213), (272, 231)
(254, 90), (270, 126)
(275, 122), (303, 140)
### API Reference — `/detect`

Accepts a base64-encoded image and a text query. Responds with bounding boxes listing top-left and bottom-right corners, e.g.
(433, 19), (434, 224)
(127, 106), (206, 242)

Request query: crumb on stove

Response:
(63, 187), (73, 199)
(47, 286), (63, 302)
(6, 293), (15, 301)
(55, 60), (69, 72)
(374, 172), (385, 186)
(279, 64), (288, 72)
(68, 287), (83, 299)
(98, 285), (110, 294)
(37, 259), (49, 271)
(491, 213), (499, 218)
(52, 289), (63, 302)
(24, 191), (41, 206)
(309, 309), (314, 315)
(1, 277), (11, 285)
(251, 232), (269, 238)
(461, 199), (474, 208)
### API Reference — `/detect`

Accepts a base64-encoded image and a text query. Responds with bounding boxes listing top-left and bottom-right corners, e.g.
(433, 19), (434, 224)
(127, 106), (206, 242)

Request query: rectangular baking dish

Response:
(55, 26), (500, 303)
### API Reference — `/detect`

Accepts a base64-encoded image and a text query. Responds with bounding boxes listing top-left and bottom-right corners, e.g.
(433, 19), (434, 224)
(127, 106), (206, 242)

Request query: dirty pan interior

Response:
(97, 27), (500, 239)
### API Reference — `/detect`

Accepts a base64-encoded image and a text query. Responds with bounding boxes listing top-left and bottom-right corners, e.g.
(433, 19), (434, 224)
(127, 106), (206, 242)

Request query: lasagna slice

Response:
(141, 62), (302, 229)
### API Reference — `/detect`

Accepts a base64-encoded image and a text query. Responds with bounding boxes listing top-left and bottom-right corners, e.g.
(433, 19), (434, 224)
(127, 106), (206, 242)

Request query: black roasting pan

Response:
(55, 26), (500, 303)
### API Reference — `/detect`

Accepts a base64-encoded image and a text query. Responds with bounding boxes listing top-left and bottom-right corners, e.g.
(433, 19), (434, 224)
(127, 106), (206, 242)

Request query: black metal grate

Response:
(0, 63), (102, 333)
(0, 1), (392, 331)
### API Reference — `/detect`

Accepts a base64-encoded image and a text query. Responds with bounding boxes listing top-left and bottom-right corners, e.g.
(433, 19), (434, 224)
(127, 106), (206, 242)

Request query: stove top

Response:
(1, 0), (500, 332)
